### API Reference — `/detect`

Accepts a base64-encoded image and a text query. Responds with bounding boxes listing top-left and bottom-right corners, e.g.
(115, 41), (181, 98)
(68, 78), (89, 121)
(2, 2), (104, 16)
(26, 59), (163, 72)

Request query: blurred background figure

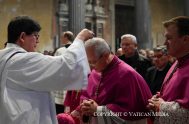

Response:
(115, 47), (123, 56)
(119, 34), (152, 80)
(146, 49), (154, 65)
(139, 49), (147, 58)
(146, 46), (171, 95)
(61, 31), (74, 47)
(54, 31), (74, 56)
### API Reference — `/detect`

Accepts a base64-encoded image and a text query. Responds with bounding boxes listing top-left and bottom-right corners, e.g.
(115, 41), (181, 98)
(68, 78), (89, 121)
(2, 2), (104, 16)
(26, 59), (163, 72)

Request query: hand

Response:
(76, 29), (94, 42)
(71, 110), (81, 118)
(80, 99), (98, 116)
(147, 95), (164, 112)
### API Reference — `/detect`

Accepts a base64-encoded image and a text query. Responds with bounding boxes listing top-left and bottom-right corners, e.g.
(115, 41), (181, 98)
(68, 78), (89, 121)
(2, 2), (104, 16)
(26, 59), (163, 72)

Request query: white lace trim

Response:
(154, 102), (189, 124)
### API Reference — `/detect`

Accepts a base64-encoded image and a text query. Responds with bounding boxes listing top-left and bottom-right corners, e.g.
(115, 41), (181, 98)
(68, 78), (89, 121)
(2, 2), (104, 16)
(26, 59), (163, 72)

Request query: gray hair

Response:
(121, 34), (137, 44)
(85, 37), (111, 58)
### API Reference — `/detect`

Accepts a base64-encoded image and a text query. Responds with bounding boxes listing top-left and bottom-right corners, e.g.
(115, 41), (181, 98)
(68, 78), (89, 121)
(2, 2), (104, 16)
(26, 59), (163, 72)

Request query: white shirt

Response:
(0, 39), (90, 124)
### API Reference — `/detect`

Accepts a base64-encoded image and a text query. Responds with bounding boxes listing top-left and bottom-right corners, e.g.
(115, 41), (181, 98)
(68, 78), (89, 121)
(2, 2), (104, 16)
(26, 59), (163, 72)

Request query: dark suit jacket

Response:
(119, 51), (152, 81)
(146, 63), (171, 95)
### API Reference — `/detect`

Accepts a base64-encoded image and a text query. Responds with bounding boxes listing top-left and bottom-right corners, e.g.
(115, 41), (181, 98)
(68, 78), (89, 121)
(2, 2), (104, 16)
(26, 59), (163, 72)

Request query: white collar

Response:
(6, 43), (26, 52)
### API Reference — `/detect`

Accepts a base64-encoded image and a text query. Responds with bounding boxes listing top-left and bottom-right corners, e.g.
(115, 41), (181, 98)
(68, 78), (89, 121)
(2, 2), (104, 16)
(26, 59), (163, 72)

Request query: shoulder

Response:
(57, 47), (67, 52)
(12, 52), (46, 63)
(119, 60), (141, 78)
(118, 61), (148, 87)
(54, 47), (67, 56)
(138, 54), (149, 61)
(138, 54), (152, 66)
(147, 66), (156, 72)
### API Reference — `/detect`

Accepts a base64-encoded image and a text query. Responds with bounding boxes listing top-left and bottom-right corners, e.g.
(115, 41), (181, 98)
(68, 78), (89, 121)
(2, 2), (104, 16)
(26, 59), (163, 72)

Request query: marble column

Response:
(135, 0), (152, 49)
(69, 0), (85, 35)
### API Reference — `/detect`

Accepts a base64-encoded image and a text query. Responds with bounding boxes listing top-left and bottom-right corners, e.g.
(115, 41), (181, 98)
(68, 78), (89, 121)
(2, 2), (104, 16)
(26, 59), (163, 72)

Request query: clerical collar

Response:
(6, 43), (20, 48)
(177, 53), (189, 67)
(6, 43), (27, 52)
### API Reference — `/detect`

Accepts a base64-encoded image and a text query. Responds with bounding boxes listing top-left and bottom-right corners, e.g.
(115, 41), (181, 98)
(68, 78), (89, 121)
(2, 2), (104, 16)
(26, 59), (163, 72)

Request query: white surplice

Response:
(0, 39), (90, 124)
(154, 102), (189, 124)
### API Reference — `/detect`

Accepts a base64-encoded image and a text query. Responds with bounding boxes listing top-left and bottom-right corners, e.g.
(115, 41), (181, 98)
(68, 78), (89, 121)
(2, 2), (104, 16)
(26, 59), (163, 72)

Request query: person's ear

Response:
(19, 32), (26, 43)
(134, 43), (138, 49)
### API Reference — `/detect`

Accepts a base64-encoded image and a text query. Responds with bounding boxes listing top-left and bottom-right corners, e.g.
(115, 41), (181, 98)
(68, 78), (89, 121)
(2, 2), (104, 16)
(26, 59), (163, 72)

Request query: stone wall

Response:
(0, 0), (54, 52)
(149, 0), (184, 47)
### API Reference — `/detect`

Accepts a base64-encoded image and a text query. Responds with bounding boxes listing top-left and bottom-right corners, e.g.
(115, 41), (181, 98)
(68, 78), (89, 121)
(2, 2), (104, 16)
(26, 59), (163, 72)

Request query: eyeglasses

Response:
(152, 54), (165, 59)
(88, 55), (103, 67)
(31, 34), (40, 40)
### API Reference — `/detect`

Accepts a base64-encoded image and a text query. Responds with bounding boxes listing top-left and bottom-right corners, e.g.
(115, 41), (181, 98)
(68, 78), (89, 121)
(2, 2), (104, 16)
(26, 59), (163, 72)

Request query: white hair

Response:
(121, 34), (137, 44)
(85, 37), (111, 58)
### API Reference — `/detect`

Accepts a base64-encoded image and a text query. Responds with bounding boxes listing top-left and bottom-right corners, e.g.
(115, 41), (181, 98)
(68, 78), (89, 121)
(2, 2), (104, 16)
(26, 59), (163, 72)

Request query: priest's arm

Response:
(6, 29), (92, 91)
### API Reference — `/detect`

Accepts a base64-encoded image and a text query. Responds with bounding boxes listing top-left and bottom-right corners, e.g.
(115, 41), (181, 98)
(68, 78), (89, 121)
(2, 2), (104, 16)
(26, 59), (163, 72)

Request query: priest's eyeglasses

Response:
(31, 33), (40, 40)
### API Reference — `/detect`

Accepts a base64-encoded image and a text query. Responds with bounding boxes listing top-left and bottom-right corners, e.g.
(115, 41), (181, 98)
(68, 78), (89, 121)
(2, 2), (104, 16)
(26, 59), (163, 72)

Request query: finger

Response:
(81, 107), (90, 112)
(156, 92), (160, 97)
(82, 100), (91, 106)
(83, 99), (88, 102)
(149, 103), (155, 107)
(146, 104), (153, 109)
(88, 99), (94, 104)
(83, 102), (91, 106)
(148, 99), (153, 103)
(152, 95), (157, 99)
(152, 98), (159, 101)
(81, 105), (90, 109)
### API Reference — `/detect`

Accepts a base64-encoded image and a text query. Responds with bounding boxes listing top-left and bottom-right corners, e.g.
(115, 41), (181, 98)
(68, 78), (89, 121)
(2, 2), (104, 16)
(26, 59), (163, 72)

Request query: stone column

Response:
(109, 0), (115, 53)
(69, 0), (85, 35)
(135, 0), (152, 49)
(184, 0), (189, 16)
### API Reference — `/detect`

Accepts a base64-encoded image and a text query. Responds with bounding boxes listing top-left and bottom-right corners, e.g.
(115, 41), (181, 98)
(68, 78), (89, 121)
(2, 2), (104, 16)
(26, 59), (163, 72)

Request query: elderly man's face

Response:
(121, 38), (137, 57)
(86, 46), (105, 72)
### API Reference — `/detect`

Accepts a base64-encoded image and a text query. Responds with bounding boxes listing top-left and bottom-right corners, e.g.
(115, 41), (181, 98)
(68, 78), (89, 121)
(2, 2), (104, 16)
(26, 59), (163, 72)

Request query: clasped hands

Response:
(147, 92), (164, 112)
(80, 99), (98, 116)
